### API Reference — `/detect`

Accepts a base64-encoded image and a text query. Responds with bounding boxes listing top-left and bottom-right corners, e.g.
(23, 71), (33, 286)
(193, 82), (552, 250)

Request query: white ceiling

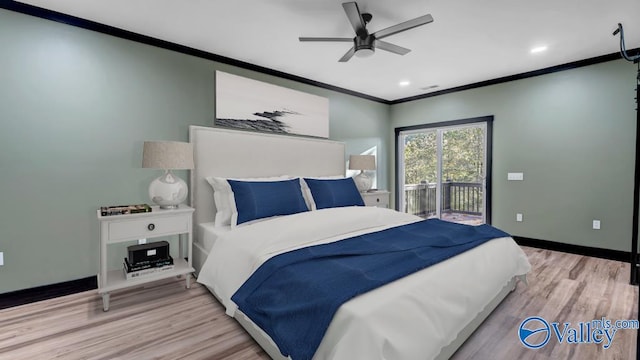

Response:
(16, 0), (640, 102)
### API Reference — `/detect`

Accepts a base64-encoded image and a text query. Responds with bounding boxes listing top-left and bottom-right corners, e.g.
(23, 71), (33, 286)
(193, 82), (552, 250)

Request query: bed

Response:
(189, 125), (531, 360)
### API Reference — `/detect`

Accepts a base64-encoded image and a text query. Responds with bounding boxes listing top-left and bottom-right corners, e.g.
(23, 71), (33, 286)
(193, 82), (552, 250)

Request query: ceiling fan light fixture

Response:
(355, 47), (375, 58)
(354, 35), (375, 57)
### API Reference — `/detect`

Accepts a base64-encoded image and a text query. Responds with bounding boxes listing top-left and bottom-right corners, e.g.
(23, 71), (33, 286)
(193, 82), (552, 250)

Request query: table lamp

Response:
(348, 154), (376, 192)
(142, 141), (194, 209)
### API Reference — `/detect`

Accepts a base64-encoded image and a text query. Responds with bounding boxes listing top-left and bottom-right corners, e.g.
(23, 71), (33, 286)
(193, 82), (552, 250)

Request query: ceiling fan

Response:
(299, 1), (434, 62)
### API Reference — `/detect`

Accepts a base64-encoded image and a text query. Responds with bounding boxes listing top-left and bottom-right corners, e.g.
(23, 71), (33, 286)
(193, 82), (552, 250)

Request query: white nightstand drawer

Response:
(361, 191), (390, 208)
(107, 214), (190, 242)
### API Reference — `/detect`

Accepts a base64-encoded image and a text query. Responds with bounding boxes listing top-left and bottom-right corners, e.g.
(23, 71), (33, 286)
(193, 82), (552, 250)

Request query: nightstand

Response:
(97, 204), (195, 311)
(360, 190), (390, 208)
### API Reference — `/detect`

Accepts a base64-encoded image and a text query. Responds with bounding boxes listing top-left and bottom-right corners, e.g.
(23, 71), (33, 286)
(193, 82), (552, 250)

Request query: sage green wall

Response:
(0, 9), (390, 294)
(3, 6), (633, 295)
(390, 60), (637, 252)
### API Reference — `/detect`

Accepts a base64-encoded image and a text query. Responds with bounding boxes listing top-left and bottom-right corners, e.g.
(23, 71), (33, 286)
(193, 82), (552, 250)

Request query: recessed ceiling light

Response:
(399, 80), (411, 87)
(530, 46), (548, 54)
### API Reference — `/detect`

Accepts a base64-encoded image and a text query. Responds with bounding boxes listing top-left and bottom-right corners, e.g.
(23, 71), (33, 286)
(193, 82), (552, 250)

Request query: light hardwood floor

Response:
(451, 247), (637, 360)
(0, 247), (636, 360)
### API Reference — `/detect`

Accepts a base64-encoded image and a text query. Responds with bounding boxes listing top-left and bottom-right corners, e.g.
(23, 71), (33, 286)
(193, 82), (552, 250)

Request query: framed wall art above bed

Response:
(215, 71), (330, 138)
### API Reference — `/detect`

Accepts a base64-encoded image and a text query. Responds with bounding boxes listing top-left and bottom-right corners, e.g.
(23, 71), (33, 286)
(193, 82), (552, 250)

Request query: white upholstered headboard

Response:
(189, 126), (346, 235)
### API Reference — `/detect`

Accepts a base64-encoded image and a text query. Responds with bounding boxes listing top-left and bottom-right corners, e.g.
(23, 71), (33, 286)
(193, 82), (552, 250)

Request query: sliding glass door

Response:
(401, 129), (439, 219)
(396, 117), (492, 225)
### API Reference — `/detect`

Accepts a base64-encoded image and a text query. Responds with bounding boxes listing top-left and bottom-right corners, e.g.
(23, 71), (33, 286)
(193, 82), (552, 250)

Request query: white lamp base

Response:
(149, 170), (188, 209)
(353, 171), (372, 192)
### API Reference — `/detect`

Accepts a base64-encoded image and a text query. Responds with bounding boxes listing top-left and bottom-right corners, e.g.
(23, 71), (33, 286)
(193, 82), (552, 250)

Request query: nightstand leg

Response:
(185, 273), (191, 289)
(102, 293), (110, 311)
(178, 233), (185, 260)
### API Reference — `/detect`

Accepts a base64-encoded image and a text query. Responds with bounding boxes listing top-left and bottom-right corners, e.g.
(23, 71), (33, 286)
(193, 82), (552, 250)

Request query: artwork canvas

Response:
(215, 71), (329, 138)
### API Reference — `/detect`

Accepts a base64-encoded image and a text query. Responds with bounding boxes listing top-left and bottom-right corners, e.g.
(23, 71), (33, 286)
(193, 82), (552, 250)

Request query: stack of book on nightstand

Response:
(123, 241), (174, 280)
(101, 204), (151, 216)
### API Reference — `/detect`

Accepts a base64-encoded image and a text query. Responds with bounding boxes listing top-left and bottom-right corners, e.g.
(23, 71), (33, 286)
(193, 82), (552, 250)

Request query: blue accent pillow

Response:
(303, 177), (364, 210)
(227, 178), (309, 225)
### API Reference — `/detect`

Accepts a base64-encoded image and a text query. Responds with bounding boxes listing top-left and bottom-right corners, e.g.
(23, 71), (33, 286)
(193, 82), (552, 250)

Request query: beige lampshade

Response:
(142, 141), (194, 170)
(348, 155), (376, 171)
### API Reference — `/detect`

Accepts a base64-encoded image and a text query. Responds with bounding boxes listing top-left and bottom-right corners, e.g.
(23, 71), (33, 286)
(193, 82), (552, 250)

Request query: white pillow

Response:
(299, 176), (347, 210)
(205, 175), (292, 227)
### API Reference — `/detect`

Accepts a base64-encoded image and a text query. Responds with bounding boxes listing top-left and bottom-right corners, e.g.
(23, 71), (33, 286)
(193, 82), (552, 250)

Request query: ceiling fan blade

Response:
(342, 2), (367, 38)
(374, 40), (410, 55)
(299, 37), (353, 42)
(373, 14), (434, 40)
(338, 47), (356, 62)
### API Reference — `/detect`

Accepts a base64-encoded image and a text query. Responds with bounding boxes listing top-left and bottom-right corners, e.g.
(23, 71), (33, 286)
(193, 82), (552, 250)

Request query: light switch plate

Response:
(593, 220), (601, 230)
(508, 172), (524, 181)
(516, 213), (523, 222)
(0, 252), (4, 266)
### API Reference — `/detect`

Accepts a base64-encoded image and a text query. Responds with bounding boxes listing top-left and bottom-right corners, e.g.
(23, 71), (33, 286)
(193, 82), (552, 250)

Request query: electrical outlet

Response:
(593, 220), (601, 230)
(516, 213), (523, 222)
(0, 252), (4, 266)
(508, 172), (524, 181)
(138, 239), (147, 245)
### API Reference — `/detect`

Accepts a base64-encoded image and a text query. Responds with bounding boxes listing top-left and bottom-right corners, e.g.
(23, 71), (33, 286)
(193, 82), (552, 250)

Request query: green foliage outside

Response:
(403, 127), (484, 185)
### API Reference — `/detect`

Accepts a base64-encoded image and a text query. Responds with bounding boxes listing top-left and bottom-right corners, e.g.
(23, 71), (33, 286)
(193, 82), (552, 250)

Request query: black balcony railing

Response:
(404, 181), (483, 217)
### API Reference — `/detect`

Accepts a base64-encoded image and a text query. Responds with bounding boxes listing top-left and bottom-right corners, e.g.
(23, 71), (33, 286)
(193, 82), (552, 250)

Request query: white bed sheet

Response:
(198, 222), (232, 251)
(197, 207), (531, 360)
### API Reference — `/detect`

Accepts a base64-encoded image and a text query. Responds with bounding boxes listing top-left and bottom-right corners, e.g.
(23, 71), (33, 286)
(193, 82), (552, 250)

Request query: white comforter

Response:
(197, 206), (531, 360)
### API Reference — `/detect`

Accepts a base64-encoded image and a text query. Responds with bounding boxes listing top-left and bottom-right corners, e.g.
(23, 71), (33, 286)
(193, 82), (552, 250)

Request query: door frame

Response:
(394, 115), (494, 224)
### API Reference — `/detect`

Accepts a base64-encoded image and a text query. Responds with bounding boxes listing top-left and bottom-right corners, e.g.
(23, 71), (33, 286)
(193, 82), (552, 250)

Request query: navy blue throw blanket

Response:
(231, 219), (510, 360)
